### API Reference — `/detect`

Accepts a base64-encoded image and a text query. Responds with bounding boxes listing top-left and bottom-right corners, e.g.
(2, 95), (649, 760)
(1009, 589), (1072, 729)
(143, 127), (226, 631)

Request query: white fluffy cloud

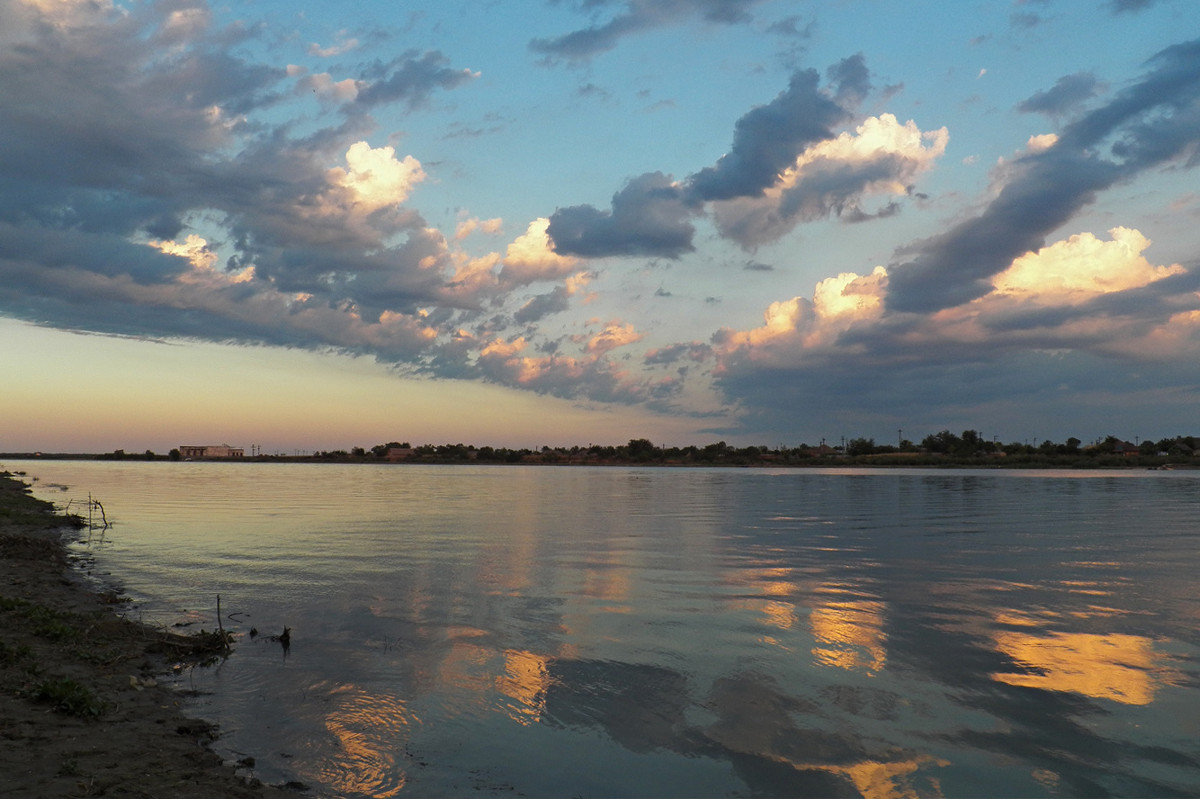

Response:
(711, 115), (949, 247)
(501, 218), (580, 285)
(585, 321), (643, 354)
(331, 142), (426, 212)
(455, 217), (504, 240)
(992, 227), (1183, 301)
(713, 225), (1192, 376)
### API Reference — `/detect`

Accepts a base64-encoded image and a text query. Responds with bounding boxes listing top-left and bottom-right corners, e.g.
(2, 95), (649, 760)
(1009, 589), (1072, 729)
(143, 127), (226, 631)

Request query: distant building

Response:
(179, 444), (244, 459)
(385, 447), (414, 462)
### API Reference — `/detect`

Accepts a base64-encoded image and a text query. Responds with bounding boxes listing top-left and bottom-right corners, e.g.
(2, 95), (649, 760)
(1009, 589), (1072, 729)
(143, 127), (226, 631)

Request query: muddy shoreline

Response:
(0, 471), (300, 798)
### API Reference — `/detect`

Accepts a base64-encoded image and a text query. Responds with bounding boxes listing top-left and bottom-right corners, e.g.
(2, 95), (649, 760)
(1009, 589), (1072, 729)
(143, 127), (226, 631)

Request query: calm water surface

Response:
(15, 461), (1200, 797)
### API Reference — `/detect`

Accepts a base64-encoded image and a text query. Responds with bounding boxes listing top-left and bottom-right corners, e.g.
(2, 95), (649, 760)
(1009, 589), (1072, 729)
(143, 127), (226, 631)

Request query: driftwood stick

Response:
(216, 594), (230, 652)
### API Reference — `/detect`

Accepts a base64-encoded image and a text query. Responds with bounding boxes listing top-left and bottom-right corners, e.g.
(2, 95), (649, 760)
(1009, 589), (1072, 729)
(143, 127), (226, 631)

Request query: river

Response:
(15, 461), (1200, 797)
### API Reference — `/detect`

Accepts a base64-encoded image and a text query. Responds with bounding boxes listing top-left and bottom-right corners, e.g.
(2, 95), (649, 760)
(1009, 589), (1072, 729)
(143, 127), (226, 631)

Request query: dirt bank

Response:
(0, 471), (301, 798)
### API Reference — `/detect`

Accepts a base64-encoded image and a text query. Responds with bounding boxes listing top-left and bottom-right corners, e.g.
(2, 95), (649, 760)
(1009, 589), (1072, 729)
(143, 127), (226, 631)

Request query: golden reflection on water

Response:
(311, 684), (414, 799)
(757, 599), (797, 631)
(437, 635), (493, 696)
(496, 649), (551, 725)
(811, 587), (887, 674)
(989, 612), (1173, 705)
(725, 570), (890, 673)
(826, 755), (948, 799)
(992, 628), (1163, 704)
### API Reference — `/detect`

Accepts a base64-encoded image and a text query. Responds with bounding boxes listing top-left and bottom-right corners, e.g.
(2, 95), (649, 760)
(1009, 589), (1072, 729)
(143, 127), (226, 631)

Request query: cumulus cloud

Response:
(547, 173), (697, 258)
(687, 69), (850, 202)
(5, 0), (1200, 438)
(887, 38), (1200, 314)
(0, 0), (487, 368)
(330, 142), (426, 212)
(546, 62), (919, 258)
(710, 114), (948, 247)
(712, 266), (888, 367)
(500, 218), (581, 285)
(992, 227), (1183, 300)
(707, 221), (1200, 441)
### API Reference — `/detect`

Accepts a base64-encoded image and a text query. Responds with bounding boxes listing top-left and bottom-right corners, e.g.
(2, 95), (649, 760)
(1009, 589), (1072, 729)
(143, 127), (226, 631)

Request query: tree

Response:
(921, 430), (960, 454)
(626, 438), (659, 461)
(846, 437), (876, 456)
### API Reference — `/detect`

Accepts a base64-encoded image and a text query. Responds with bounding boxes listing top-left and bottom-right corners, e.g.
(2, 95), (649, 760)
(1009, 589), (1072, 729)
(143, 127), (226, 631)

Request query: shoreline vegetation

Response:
(4, 430), (1200, 469)
(0, 471), (298, 798)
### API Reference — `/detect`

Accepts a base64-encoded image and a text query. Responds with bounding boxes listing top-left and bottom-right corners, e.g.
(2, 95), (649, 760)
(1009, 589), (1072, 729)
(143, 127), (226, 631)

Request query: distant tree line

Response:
(292, 431), (1200, 468)
(15, 431), (1192, 468)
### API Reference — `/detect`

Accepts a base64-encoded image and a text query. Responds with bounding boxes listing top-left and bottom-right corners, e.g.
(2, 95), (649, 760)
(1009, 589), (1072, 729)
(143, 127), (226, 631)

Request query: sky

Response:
(2, 0), (1200, 453)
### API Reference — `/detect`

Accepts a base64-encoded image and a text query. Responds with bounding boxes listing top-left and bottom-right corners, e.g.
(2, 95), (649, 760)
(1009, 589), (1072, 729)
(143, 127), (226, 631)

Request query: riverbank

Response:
(0, 471), (299, 798)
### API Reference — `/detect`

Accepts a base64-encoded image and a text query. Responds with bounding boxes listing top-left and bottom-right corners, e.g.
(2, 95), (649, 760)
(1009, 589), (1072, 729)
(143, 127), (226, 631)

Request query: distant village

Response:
(8, 431), (1200, 468)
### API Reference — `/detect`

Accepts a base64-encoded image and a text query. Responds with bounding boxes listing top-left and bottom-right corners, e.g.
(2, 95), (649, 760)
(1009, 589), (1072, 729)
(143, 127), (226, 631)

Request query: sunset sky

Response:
(3, 0), (1199, 453)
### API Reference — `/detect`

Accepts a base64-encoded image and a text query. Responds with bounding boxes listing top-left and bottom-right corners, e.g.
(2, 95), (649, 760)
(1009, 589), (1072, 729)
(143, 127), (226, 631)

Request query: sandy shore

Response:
(0, 471), (301, 798)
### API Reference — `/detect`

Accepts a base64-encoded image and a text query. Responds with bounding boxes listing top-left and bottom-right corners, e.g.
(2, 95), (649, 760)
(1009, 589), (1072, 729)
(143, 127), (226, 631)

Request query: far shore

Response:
(3, 449), (1196, 470)
(0, 471), (301, 798)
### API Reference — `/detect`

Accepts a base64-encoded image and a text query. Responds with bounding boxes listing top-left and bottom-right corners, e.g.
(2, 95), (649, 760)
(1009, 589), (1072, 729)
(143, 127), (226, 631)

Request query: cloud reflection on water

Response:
(990, 615), (1171, 706)
(305, 684), (414, 799)
(36, 464), (1200, 796)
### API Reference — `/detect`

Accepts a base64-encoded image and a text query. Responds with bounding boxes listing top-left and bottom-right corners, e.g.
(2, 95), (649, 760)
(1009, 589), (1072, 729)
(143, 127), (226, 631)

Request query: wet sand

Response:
(0, 471), (300, 798)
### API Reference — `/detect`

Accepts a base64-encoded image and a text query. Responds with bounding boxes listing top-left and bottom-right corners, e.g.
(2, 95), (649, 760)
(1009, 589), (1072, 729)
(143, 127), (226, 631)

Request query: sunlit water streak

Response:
(15, 461), (1200, 797)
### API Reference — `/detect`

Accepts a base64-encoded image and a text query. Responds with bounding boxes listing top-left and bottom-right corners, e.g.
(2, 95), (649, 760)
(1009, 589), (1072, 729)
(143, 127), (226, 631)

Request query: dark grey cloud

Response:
(887, 37), (1200, 313)
(529, 0), (766, 63)
(545, 66), (859, 258)
(547, 172), (698, 258)
(1109, 0), (1157, 13)
(644, 341), (712, 365)
(713, 152), (924, 247)
(1010, 12), (1044, 30)
(766, 15), (813, 40)
(711, 341), (1200, 447)
(545, 59), (907, 256)
(686, 69), (849, 202)
(0, 0), (478, 357)
(826, 53), (871, 109)
(515, 286), (572, 323)
(886, 151), (1119, 311)
(1017, 72), (1102, 116)
(353, 50), (477, 109)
